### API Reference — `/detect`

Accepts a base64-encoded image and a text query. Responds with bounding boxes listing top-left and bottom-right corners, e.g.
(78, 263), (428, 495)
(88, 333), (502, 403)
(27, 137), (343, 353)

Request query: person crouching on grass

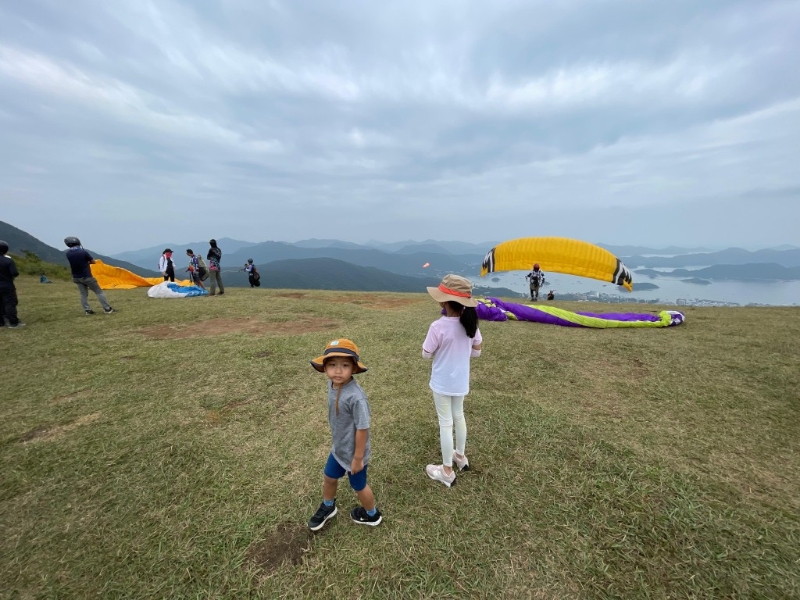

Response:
(308, 339), (382, 531)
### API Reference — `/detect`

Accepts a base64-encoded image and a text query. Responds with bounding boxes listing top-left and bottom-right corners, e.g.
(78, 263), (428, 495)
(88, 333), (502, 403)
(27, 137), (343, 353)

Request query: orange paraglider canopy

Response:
(90, 260), (192, 290)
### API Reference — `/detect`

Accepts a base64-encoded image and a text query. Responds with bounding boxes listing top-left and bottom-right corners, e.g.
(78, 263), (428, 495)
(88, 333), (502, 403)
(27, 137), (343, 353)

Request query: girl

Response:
(422, 274), (482, 487)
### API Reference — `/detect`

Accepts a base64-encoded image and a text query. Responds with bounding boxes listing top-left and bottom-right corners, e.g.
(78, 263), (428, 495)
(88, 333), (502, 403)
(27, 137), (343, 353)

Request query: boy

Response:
(64, 236), (115, 315)
(0, 240), (24, 328)
(308, 339), (382, 530)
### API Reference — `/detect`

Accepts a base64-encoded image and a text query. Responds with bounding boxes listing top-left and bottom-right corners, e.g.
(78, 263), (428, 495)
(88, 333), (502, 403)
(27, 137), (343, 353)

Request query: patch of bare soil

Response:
(50, 390), (90, 404)
(19, 426), (49, 442)
(328, 297), (422, 310)
(245, 522), (312, 578)
(139, 317), (338, 339)
(20, 412), (101, 443)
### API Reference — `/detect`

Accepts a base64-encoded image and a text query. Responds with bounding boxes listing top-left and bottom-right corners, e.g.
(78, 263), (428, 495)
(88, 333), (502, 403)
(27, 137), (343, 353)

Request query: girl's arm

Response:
(422, 323), (440, 359)
(471, 328), (483, 357)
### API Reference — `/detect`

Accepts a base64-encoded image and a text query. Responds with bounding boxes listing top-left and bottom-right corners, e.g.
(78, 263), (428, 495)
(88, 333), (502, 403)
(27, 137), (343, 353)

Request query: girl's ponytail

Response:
(446, 301), (479, 338)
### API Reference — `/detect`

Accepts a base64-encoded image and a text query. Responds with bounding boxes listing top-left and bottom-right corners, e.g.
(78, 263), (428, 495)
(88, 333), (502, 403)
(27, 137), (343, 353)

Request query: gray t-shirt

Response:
(328, 378), (371, 471)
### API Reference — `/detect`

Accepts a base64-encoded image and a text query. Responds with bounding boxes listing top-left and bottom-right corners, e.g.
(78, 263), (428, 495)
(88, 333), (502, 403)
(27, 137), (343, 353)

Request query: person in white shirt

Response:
(158, 249), (176, 282)
(422, 274), (483, 487)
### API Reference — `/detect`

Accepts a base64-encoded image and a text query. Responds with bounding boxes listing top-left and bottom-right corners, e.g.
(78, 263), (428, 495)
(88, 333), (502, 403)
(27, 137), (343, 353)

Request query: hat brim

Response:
(310, 352), (368, 374)
(426, 286), (479, 307)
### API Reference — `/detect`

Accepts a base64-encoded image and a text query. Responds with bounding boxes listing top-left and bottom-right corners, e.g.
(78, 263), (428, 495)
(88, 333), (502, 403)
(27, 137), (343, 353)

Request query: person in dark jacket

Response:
(64, 236), (115, 315)
(206, 239), (224, 296)
(0, 240), (24, 327)
(244, 258), (261, 287)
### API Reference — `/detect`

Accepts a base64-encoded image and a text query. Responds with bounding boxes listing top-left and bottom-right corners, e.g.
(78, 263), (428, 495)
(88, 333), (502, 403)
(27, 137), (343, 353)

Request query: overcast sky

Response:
(2, 0), (799, 253)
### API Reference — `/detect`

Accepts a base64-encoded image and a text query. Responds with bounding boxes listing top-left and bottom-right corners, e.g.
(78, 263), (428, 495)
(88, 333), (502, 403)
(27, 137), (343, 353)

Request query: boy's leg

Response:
(349, 469), (381, 525)
(209, 272), (216, 295)
(309, 455), (344, 531)
(354, 484), (375, 511)
(323, 474), (339, 502)
(75, 280), (91, 311)
(217, 273), (224, 294)
(86, 278), (111, 310)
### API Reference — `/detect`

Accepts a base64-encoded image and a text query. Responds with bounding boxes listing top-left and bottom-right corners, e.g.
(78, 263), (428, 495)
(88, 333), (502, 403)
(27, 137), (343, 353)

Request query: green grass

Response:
(2, 277), (799, 599)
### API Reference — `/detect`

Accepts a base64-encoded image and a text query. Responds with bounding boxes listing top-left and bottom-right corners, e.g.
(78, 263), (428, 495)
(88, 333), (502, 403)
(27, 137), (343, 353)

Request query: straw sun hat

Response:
(426, 274), (479, 307)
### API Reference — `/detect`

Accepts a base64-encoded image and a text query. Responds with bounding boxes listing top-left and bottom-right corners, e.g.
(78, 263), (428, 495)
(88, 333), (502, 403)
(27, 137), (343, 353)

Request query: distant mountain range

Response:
(108, 237), (800, 283)
(0, 221), (157, 277)
(110, 237), (259, 270)
(6, 220), (800, 288)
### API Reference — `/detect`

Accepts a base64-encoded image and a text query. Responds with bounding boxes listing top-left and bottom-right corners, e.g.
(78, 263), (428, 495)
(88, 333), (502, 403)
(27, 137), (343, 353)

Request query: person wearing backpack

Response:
(244, 258), (261, 288)
(185, 249), (206, 290)
(206, 239), (224, 296)
(525, 263), (545, 301)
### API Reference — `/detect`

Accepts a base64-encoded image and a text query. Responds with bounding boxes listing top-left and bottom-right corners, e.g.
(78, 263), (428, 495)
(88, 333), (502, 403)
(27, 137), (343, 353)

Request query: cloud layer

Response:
(1, 0), (799, 251)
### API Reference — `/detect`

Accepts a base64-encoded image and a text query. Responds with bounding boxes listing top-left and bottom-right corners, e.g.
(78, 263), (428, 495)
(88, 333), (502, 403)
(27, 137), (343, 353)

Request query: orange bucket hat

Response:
(310, 339), (368, 373)
(426, 274), (479, 307)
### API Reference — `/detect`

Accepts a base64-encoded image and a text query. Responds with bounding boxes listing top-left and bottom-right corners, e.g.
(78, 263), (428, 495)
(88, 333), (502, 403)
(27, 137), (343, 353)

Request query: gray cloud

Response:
(1, 0), (798, 252)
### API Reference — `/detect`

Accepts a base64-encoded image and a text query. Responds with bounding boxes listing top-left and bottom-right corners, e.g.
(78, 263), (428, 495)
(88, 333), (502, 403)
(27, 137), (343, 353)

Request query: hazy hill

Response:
(635, 263), (800, 281)
(366, 239), (496, 254)
(226, 242), (480, 276)
(600, 244), (712, 255)
(292, 239), (368, 250)
(228, 258), (443, 291)
(110, 237), (258, 270)
(0, 221), (158, 277)
(623, 248), (800, 269)
(394, 243), (453, 256)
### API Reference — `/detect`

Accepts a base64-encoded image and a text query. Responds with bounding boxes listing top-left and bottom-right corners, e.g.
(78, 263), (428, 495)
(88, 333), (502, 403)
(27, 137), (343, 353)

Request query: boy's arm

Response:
(351, 429), (368, 474)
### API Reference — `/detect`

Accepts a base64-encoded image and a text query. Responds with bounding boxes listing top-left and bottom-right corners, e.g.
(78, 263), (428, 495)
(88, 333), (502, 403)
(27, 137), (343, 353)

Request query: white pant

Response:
(433, 393), (467, 467)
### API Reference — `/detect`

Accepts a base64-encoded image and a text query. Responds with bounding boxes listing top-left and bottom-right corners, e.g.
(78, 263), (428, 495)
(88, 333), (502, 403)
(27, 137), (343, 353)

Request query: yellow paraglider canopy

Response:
(90, 260), (192, 290)
(480, 237), (633, 291)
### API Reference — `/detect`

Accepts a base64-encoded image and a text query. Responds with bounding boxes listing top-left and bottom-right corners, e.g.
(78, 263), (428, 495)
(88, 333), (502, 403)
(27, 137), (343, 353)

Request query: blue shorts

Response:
(324, 453), (368, 492)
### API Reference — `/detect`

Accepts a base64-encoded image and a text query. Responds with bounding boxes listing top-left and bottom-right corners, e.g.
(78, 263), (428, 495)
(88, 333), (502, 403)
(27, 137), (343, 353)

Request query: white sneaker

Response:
(426, 464), (456, 488)
(453, 452), (470, 471)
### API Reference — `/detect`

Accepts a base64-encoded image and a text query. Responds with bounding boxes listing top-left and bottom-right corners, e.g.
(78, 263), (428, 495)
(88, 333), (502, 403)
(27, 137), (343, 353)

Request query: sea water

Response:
(479, 271), (800, 306)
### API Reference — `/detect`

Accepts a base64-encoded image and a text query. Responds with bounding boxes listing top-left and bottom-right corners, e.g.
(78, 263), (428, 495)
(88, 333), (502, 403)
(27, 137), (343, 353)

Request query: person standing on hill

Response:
(0, 240), (24, 328)
(244, 258), (261, 288)
(64, 237), (115, 315)
(159, 249), (176, 282)
(525, 263), (545, 301)
(206, 239), (224, 296)
(185, 249), (206, 290)
(422, 274), (483, 488)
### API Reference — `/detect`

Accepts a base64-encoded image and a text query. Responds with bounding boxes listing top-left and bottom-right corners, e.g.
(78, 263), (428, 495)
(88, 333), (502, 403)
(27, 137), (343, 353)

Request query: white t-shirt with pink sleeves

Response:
(422, 316), (483, 396)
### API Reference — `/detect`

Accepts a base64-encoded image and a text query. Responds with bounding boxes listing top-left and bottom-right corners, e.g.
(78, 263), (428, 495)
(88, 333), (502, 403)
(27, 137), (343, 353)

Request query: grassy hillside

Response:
(2, 278), (799, 598)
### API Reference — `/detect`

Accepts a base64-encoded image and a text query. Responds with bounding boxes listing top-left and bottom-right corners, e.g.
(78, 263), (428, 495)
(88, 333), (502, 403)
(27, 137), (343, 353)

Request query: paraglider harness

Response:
(526, 270), (544, 288)
(196, 255), (209, 281)
(245, 263), (261, 287)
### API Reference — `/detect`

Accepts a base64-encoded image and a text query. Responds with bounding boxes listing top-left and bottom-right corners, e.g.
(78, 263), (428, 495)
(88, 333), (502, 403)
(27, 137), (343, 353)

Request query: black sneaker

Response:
(104, 307), (115, 314)
(350, 506), (382, 527)
(85, 310), (95, 315)
(308, 501), (337, 531)
(8, 322), (26, 328)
